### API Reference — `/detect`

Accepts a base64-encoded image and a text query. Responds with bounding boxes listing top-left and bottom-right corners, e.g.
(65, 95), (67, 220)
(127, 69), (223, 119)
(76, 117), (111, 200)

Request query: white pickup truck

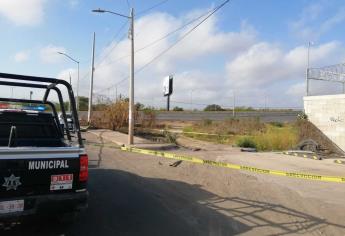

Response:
(0, 73), (88, 228)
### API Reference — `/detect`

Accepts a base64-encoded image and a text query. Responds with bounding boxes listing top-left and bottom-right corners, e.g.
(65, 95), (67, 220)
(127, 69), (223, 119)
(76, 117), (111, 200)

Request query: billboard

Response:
(163, 75), (173, 97)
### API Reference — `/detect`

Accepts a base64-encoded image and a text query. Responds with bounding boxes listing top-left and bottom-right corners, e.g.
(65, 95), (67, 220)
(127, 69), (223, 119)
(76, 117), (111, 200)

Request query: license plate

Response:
(0, 200), (24, 214)
(50, 174), (73, 191)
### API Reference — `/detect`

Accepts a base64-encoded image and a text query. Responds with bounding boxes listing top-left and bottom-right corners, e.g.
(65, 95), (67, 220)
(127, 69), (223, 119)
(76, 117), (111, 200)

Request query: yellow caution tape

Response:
(283, 151), (320, 160)
(121, 147), (345, 183)
(335, 160), (345, 164)
(182, 131), (233, 137)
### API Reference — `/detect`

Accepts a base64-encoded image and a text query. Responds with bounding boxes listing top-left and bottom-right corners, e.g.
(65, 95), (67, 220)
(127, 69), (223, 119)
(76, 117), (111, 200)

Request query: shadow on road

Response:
(4, 168), (345, 236)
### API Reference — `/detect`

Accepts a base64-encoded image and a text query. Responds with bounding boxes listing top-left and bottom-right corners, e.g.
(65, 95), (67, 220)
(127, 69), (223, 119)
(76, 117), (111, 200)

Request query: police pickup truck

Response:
(0, 73), (88, 227)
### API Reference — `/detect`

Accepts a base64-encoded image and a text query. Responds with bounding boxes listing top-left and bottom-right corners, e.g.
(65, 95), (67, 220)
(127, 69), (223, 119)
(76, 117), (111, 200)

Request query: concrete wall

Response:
(304, 94), (345, 152)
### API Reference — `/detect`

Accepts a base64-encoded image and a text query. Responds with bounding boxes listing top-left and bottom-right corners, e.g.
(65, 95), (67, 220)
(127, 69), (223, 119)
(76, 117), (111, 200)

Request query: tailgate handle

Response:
(8, 125), (17, 147)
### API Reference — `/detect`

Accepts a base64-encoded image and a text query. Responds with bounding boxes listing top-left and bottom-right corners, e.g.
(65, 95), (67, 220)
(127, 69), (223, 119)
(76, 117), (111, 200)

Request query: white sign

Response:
(163, 75), (173, 96)
(50, 174), (73, 191)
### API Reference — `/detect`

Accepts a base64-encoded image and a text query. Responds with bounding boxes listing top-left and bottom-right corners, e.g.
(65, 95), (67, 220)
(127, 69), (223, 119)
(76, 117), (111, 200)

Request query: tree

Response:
(135, 102), (145, 111)
(78, 96), (89, 111)
(204, 104), (224, 111)
(173, 106), (184, 111)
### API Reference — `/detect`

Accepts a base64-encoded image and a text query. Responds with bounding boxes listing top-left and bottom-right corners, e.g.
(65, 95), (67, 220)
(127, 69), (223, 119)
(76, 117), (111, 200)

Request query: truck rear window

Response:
(0, 111), (63, 147)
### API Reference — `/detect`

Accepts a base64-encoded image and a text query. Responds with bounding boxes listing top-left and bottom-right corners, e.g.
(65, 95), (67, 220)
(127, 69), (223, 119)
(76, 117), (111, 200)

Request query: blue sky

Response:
(1, 0), (345, 109)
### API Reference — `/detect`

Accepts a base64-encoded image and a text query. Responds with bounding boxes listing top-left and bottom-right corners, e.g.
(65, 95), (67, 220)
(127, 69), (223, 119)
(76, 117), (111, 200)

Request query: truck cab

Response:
(0, 73), (88, 228)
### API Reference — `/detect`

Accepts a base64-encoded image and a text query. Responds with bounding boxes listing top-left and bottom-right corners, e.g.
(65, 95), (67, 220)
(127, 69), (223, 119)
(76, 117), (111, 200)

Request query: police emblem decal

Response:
(2, 174), (22, 191)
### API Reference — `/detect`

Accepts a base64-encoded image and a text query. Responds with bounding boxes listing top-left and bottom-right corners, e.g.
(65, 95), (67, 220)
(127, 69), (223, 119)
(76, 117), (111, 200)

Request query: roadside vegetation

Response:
(182, 118), (299, 151)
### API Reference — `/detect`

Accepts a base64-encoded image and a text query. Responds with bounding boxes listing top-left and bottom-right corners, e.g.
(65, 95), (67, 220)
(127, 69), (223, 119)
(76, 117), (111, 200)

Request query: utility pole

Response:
(306, 41), (312, 96)
(190, 90), (194, 111)
(128, 8), (135, 145)
(233, 91), (235, 117)
(88, 32), (96, 125)
(92, 7), (135, 145)
(115, 85), (118, 102)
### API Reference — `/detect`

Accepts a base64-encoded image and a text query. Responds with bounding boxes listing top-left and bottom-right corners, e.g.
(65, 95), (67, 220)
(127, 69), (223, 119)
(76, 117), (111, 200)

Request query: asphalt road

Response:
(155, 111), (301, 122)
(5, 132), (345, 235)
(4, 133), (234, 236)
(79, 110), (301, 123)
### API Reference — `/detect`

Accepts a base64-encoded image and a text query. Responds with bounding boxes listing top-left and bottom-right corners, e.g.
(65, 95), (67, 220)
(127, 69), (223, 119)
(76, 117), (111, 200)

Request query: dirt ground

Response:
(85, 132), (345, 235)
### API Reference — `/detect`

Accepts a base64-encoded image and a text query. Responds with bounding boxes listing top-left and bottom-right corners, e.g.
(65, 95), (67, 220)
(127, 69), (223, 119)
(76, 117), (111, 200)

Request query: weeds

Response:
(236, 137), (257, 149)
(253, 125), (298, 151)
(184, 120), (298, 151)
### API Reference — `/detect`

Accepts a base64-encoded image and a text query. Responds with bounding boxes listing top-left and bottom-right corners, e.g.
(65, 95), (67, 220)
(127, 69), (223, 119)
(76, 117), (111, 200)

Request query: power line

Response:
(135, 0), (230, 74)
(97, 7), (214, 67)
(136, 0), (169, 16)
(94, 20), (129, 66)
(78, 20), (129, 83)
(96, 0), (230, 93)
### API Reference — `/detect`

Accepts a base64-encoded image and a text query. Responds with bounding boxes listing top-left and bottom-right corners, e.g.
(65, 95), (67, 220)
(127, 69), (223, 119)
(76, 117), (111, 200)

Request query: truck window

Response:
(0, 111), (63, 147)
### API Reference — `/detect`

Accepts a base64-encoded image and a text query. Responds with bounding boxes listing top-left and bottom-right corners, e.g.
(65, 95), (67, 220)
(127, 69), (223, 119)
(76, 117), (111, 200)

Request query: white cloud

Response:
(40, 45), (67, 64)
(57, 7), (345, 109)
(14, 51), (30, 63)
(91, 10), (256, 103)
(286, 82), (305, 97)
(226, 41), (343, 90)
(290, 2), (345, 41)
(0, 0), (46, 26)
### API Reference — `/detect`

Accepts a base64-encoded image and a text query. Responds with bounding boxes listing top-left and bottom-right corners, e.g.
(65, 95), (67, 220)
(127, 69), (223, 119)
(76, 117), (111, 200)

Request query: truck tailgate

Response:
(0, 147), (81, 199)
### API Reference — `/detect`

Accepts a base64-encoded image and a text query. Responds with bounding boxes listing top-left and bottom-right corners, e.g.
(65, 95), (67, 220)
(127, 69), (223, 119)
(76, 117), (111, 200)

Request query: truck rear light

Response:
(79, 154), (88, 182)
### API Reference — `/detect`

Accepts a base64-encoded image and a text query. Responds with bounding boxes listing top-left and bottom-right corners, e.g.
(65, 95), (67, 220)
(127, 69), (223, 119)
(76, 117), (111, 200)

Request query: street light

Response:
(58, 52), (80, 110)
(92, 7), (135, 145)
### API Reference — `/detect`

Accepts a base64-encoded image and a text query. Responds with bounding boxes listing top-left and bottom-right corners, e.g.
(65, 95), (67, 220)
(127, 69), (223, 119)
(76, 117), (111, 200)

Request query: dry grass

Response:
(253, 125), (298, 151)
(183, 119), (299, 151)
(186, 118), (265, 136)
(89, 100), (157, 131)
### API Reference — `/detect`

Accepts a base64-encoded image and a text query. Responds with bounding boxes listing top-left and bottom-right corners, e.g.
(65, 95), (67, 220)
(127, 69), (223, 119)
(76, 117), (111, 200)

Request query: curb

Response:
(121, 147), (345, 183)
(87, 130), (125, 146)
(334, 160), (345, 165)
(283, 151), (322, 160)
(87, 130), (178, 151)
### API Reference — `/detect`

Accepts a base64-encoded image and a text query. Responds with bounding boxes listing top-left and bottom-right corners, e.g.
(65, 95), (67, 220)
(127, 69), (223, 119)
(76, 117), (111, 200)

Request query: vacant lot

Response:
(6, 131), (345, 235)
(182, 119), (299, 151)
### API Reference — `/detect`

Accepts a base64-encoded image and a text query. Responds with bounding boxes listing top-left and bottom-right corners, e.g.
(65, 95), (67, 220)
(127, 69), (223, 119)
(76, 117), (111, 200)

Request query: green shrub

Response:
(202, 119), (213, 126)
(269, 122), (284, 127)
(254, 126), (297, 151)
(236, 136), (257, 148)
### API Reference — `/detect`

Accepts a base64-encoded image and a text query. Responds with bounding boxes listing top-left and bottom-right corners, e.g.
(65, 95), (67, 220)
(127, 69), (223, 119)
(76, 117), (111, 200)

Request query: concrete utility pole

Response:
(88, 32), (96, 125)
(233, 91), (235, 117)
(115, 85), (118, 102)
(306, 41), (313, 96)
(190, 89), (194, 111)
(128, 8), (135, 145)
(92, 7), (135, 145)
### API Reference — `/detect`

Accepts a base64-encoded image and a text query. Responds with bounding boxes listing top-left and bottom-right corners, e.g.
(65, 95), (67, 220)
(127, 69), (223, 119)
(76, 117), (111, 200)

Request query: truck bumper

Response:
(0, 191), (88, 220)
